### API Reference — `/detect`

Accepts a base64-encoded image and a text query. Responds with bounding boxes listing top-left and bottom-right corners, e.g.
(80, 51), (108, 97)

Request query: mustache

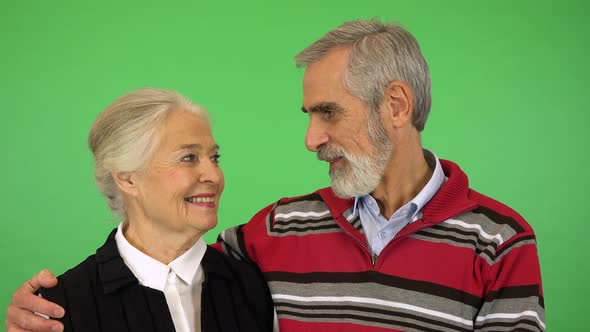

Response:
(317, 144), (345, 162)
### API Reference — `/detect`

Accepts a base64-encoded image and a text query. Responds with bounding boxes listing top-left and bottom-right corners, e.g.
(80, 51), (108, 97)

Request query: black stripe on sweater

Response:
(278, 193), (324, 205)
(485, 284), (544, 309)
(275, 302), (472, 332)
(265, 271), (482, 308)
(274, 216), (334, 225)
(429, 224), (500, 250)
(472, 206), (525, 233)
(418, 228), (491, 250)
(236, 224), (250, 261)
(495, 235), (536, 258)
(270, 223), (341, 234)
(413, 229), (497, 261)
(475, 318), (542, 331)
(278, 309), (469, 332)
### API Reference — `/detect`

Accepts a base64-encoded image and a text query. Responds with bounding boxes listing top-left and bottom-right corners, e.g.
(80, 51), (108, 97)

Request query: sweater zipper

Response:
(339, 221), (376, 267)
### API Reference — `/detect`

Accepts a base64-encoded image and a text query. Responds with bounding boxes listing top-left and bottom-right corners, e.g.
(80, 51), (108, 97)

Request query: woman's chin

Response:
(187, 218), (218, 234)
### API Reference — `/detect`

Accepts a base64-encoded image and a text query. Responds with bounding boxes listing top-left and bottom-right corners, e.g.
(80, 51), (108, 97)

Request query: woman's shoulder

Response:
(37, 229), (120, 301)
(202, 245), (273, 298)
(202, 246), (274, 332)
(60, 254), (100, 283)
(38, 254), (100, 300)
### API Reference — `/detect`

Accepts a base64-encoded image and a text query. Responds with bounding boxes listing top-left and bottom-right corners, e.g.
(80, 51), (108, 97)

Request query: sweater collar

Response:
(421, 159), (478, 223)
(318, 159), (477, 224)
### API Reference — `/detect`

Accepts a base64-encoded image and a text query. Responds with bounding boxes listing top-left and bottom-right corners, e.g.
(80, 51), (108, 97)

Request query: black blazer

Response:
(39, 229), (274, 332)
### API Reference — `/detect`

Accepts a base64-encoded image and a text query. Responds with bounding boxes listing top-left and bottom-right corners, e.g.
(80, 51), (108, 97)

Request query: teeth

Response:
(185, 197), (215, 203)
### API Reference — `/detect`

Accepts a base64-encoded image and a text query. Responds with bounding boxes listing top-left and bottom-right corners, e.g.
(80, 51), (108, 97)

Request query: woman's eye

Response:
(211, 154), (221, 165)
(181, 154), (196, 162)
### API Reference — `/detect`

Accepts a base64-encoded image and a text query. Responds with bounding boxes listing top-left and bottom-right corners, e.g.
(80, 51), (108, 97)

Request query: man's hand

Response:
(5, 270), (65, 332)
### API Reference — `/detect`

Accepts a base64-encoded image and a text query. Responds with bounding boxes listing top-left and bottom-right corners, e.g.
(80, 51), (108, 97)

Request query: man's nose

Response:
(304, 117), (329, 152)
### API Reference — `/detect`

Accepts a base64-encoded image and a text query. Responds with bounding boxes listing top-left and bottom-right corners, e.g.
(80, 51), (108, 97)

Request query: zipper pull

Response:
(372, 254), (378, 266)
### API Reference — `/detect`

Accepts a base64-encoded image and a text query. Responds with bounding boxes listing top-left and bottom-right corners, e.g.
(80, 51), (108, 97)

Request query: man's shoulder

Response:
(221, 187), (345, 236)
(466, 189), (535, 235)
(275, 187), (331, 204)
(437, 188), (538, 260)
(438, 158), (535, 237)
(268, 187), (352, 212)
(274, 187), (331, 210)
(244, 187), (352, 225)
(427, 188), (539, 266)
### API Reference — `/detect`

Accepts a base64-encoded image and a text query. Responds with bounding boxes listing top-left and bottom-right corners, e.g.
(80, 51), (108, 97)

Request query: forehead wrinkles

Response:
(158, 113), (213, 149)
(303, 49), (350, 102)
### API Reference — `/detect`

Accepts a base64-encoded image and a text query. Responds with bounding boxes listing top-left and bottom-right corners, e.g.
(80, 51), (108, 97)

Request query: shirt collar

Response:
(409, 150), (445, 220)
(353, 149), (445, 221)
(168, 236), (207, 285)
(115, 223), (206, 291)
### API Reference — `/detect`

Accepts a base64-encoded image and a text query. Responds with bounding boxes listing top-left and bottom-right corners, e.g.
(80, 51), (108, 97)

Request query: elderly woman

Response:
(28, 88), (274, 332)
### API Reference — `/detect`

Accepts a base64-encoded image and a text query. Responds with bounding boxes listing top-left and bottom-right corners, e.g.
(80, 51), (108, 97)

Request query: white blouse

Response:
(115, 223), (206, 332)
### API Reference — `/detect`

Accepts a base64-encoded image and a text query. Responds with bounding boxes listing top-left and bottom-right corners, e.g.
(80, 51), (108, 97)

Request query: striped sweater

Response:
(214, 159), (545, 331)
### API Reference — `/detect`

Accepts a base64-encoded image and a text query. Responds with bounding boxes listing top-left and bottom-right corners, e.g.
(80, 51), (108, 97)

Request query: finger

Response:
(6, 321), (34, 332)
(6, 306), (63, 332)
(23, 270), (58, 292)
(11, 287), (64, 319)
(11, 271), (64, 318)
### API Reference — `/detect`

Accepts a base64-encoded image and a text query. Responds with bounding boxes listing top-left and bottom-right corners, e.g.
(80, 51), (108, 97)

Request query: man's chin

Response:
(332, 190), (354, 199)
(330, 177), (376, 198)
(330, 183), (361, 199)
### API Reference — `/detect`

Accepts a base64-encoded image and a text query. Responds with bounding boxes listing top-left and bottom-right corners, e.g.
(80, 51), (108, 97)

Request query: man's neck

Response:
(371, 142), (432, 220)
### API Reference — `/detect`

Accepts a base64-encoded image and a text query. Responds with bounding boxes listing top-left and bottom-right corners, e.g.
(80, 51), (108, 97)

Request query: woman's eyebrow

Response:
(175, 143), (220, 152)
(175, 143), (202, 152)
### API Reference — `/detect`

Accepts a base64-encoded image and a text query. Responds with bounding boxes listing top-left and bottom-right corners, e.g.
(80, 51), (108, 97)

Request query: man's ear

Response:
(382, 81), (414, 129)
(112, 171), (139, 197)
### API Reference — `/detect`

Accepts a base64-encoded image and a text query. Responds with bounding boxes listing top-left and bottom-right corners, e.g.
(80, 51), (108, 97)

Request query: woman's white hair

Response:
(88, 88), (207, 219)
(295, 18), (431, 131)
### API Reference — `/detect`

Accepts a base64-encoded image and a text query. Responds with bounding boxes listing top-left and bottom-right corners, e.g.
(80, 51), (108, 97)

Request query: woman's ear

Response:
(112, 171), (139, 197)
(382, 81), (414, 129)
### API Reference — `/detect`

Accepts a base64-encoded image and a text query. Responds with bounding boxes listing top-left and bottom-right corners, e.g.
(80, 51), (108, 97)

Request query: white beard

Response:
(317, 109), (393, 198)
(318, 142), (391, 198)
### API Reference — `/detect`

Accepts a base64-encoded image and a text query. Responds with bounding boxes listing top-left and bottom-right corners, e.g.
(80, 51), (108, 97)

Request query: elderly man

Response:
(6, 19), (544, 332)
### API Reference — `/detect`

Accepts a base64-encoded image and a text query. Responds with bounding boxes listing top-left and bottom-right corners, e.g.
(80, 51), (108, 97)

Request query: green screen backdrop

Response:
(1, 0), (588, 329)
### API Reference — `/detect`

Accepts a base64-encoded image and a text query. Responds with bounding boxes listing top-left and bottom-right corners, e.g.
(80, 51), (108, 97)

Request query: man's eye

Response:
(211, 154), (221, 165)
(321, 110), (334, 119)
(181, 154), (196, 162)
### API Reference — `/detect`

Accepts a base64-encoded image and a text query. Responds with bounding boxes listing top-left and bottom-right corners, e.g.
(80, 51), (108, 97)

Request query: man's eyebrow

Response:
(301, 102), (344, 114)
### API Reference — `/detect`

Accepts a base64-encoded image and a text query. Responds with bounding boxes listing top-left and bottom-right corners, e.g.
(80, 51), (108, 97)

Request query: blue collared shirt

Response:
(353, 150), (446, 256)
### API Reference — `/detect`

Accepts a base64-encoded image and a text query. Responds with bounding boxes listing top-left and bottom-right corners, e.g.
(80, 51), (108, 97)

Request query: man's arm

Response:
(212, 202), (277, 263)
(214, 224), (253, 262)
(475, 233), (545, 331)
(5, 270), (65, 332)
(212, 203), (281, 332)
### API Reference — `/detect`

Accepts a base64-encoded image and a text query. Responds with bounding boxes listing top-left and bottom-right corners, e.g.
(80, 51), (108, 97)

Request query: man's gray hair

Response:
(88, 88), (208, 219)
(295, 19), (431, 131)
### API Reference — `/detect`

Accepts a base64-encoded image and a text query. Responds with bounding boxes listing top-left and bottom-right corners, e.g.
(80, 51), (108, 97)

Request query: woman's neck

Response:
(122, 219), (202, 265)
